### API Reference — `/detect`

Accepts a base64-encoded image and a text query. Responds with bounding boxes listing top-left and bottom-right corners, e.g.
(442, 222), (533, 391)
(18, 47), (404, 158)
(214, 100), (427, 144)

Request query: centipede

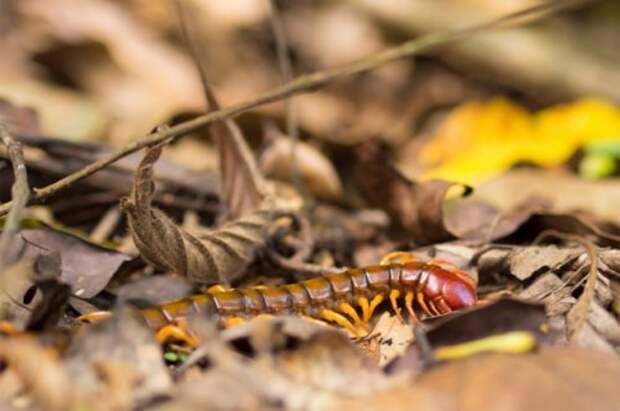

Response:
(138, 255), (477, 343)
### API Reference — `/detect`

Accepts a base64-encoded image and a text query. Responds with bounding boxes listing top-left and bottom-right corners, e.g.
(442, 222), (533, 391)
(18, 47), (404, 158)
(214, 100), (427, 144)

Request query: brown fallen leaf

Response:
(64, 305), (171, 404)
(415, 347), (620, 411)
(353, 140), (470, 244)
(476, 245), (581, 282)
(260, 135), (344, 201)
(123, 143), (279, 285)
(0, 253), (69, 332)
(362, 312), (413, 368)
(3, 225), (132, 298)
(0, 337), (72, 411)
(461, 169), (620, 227)
(387, 298), (550, 375)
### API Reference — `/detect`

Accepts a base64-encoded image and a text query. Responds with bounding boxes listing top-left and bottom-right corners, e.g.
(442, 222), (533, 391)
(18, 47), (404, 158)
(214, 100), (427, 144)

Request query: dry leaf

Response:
(17, 0), (203, 143)
(0, 337), (72, 411)
(363, 312), (413, 368)
(4, 227), (132, 298)
(458, 169), (620, 227)
(415, 347), (620, 411)
(353, 140), (470, 244)
(260, 136), (344, 201)
(65, 305), (171, 404)
(122, 144), (277, 284)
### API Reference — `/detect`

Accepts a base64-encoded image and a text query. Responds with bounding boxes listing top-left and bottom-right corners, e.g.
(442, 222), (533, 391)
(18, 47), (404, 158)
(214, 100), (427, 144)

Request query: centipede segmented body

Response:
(140, 258), (477, 339)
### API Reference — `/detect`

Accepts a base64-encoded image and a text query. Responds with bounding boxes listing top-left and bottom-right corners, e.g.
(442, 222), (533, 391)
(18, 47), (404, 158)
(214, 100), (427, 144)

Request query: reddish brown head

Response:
(441, 275), (477, 309)
(403, 262), (477, 310)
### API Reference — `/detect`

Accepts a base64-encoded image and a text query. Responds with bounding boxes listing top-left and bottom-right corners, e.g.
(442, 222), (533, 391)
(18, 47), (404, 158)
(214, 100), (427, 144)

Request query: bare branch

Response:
(176, 0), (267, 217)
(269, 0), (308, 200)
(0, 0), (591, 217)
(0, 122), (30, 265)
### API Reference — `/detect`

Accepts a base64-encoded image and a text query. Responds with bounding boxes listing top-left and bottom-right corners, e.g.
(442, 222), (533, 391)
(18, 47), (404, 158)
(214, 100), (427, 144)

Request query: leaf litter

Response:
(1, 1), (620, 411)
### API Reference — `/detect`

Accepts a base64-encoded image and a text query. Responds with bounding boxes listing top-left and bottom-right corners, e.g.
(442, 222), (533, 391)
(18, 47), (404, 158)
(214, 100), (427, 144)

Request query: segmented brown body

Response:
(141, 261), (477, 330)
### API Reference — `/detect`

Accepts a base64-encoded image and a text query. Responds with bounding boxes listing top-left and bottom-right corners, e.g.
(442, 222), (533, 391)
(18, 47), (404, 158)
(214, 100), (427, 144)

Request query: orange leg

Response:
(380, 251), (420, 265)
(222, 316), (246, 328)
(404, 291), (419, 323)
(389, 289), (404, 323)
(339, 302), (364, 328)
(0, 321), (19, 335)
(320, 309), (358, 336)
(155, 322), (200, 347)
(417, 293), (434, 316)
(76, 311), (113, 323)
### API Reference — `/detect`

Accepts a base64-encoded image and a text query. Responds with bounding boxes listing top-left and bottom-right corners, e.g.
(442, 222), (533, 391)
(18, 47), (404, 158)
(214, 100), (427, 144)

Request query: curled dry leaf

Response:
(353, 140), (470, 244)
(260, 134), (344, 201)
(122, 144), (278, 284)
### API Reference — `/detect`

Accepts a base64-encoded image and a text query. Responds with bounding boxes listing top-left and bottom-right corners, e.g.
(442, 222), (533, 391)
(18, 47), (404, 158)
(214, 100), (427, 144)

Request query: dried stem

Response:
(269, 0), (306, 200)
(0, 0), (590, 217)
(0, 123), (30, 265)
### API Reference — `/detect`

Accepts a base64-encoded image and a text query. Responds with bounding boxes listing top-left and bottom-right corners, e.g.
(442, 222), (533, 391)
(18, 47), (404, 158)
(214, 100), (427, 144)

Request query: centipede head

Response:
(419, 264), (477, 311)
(441, 275), (477, 310)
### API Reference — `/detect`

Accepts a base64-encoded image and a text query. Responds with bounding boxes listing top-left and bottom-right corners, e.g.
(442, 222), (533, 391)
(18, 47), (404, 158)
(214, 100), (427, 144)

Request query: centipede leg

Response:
(206, 284), (231, 293)
(380, 251), (420, 265)
(427, 299), (441, 316)
(222, 316), (246, 328)
(365, 294), (384, 323)
(357, 297), (370, 323)
(433, 297), (452, 314)
(320, 309), (358, 336)
(404, 291), (419, 323)
(417, 293), (434, 316)
(156, 322), (200, 347)
(389, 289), (404, 323)
(0, 321), (19, 336)
(339, 302), (364, 328)
(76, 310), (113, 323)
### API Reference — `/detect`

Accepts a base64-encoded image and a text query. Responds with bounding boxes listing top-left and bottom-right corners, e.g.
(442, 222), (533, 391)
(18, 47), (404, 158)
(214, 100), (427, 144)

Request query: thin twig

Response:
(0, 123), (30, 265)
(0, 0), (592, 217)
(269, 0), (306, 199)
(176, 0), (267, 216)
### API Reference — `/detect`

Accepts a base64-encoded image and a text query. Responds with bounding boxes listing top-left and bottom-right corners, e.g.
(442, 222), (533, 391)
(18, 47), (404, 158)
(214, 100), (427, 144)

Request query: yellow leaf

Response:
(418, 98), (620, 184)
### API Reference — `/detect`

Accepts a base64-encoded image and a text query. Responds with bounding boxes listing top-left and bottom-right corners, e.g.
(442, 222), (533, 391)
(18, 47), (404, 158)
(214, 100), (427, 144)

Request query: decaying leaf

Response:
(123, 143), (280, 284)
(459, 170), (620, 228)
(477, 245), (581, 281)
(0, 253), (69, 331)
(353, 140), (470, 244)
(64, 305), (171, 404)
(4, 225), (131, 298)
(260, 136), (344, 201)
(414, 347), (620, 411)
(0, 337), (72, 411)
(387, 298), (550, 375)
(167, 315), (393, 411)
(362, 312), (413, 367)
